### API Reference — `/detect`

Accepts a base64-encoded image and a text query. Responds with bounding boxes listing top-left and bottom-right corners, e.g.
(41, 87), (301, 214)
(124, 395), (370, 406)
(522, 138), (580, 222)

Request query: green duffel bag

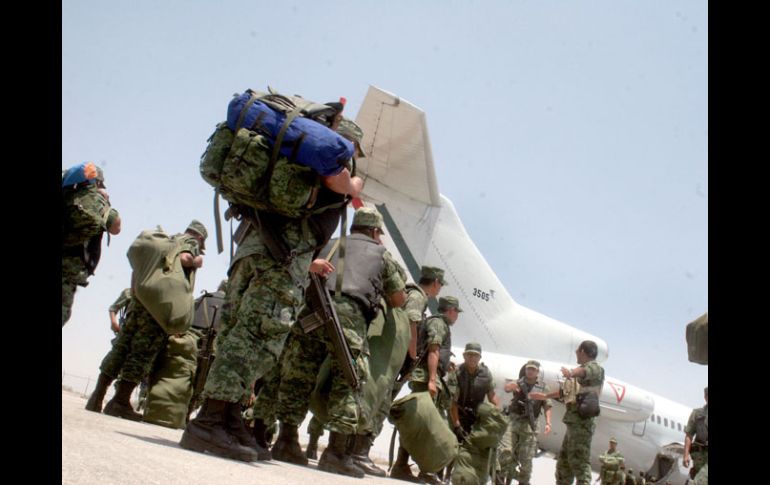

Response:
(466, 402), (508, 449)
(390, 391), (459, 473)
(127, 228), (196, 334)
(143, 330), (200, 429)
(451, 444), (497, 485)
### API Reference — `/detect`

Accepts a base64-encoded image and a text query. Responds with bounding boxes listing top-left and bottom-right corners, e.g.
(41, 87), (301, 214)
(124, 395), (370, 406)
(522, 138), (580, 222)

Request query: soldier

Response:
(530, 340), (605, 485)
(448, 342), (502, 485)
(181, 116), (365, 463)
(269, 207), (406, 478)
(351, 265), (446, 477)
(498, 359), (553, 485)
(624, 469), (636, 485)
(84, 221), (206, 421)
(62, 163), (122, 326)
(108, 288), (132, 335)
(597, 438), (625, 485)
(637, 470), (646, 485)
(683, 386), (708, 485)
(390, 295), (463, 483)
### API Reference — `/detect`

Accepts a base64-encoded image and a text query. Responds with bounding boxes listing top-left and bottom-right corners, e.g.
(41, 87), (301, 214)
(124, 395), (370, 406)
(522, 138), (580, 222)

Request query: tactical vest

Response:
(417, 315), (452, 376)
(323, 233), (385, 318)
(511, 377), (547, 419)
(456, 363), (492, 415)
(693, 406), (708, 445)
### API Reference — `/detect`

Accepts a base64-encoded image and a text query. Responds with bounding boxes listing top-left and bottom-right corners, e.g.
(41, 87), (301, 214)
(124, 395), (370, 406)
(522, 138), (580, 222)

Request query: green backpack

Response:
(127, 228), (196, 334)
(62, 184), (111, 246)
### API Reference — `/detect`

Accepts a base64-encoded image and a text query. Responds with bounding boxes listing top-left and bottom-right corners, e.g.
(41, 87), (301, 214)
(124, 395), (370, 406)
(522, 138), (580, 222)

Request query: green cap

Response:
(337, 118), (366, 158)
(186, 219), (208, 250)
(438, 296), (463, 312)
(525, 359), (540, 369)
(421, 266), (447, 285)
(463, 342), (482, 355)
(352, 207), (384, 232)
(609, 437), (618, 444)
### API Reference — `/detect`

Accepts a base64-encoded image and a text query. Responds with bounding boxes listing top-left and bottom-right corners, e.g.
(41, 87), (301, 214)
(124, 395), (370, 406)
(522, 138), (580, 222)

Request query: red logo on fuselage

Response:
(607, 381), (626, 403)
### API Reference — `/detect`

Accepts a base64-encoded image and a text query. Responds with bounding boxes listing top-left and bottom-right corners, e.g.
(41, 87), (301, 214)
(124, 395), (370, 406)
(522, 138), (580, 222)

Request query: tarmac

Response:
(62, 390), (588, 485)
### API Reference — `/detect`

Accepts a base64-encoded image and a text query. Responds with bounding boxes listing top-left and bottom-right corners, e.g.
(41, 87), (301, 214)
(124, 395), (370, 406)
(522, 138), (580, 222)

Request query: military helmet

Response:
(352, 207), (384, 232)
(186, 219), (209, 250)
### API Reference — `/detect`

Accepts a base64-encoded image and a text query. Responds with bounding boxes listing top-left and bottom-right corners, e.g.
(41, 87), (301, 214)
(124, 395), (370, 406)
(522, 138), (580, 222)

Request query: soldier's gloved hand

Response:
(453, 425), (468, 443)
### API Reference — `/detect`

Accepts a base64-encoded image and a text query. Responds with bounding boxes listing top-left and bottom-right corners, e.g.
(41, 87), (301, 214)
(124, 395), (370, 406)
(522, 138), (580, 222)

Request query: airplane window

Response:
(664, 418), (669, 427)
(678, 423), (682, 431)
(656, 416), (661, 425)
(650, 414), (655, 422)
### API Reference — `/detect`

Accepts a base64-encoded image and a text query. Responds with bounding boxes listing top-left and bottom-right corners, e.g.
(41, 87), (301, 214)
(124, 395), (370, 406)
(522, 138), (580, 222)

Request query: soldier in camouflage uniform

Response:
(270, 207), (406, 478)
(390, 295), (463, 483)
(349, 265), (444, 477)
(497, 360), (553, 485)
(530, 340), (605, 485)
(108, 288), (132, 335)
(62, 163), (121, 326)
(181, 117), (365, 463)
(85, 221), (206, 422)
(683, 387), (708, 485)
(598, 438), (625, 485)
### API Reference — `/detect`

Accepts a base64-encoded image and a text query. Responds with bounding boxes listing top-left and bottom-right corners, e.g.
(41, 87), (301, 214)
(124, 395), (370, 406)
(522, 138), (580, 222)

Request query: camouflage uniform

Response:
(598, 443), (625, 485)
(276, 249), (405, 434)
(498, 371), (552, 485)
(109, 288), (132, 342)
(684, 404), (708, 485)
(202, 219), (317, 404)
(99, 234), (201, 384)
(409, 313), (454, 415)
(62, 182), (119, 326)
(555, 360), (605, 485)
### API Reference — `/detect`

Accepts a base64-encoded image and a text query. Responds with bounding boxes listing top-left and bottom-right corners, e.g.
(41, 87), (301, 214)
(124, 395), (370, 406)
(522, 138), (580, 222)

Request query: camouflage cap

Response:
(421, 266), (447, 285)
(609, 437), (618, 444)
(186, 219), (208, 250)
(463, 342), (482, 355)
(352, 207), (384, 232)
(95, 166), (106, 187)
(336, 118), (366, 158)
(525, 359), (541, 369)
(438, 296), (463, 312)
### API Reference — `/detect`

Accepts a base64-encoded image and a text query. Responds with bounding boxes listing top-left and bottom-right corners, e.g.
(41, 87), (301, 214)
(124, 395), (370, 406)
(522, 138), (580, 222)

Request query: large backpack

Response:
(62, 163), (110, 247)
(199, 87), (354, 220)
(127, 228), (196, 334)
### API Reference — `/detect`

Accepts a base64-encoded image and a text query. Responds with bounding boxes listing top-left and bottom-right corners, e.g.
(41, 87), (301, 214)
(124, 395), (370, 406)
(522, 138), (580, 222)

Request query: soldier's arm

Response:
(427, 343), (440, 398)
(382, 253), (407, 308)
(504, 380), (520, 393)
(109, 310), (120, 333)
(321, 168), (363, 197)
(544, 406), (553, 434)
(180, 252), (203, 268)
(105, 207), (121, 235)
(488, 390), (501, 408)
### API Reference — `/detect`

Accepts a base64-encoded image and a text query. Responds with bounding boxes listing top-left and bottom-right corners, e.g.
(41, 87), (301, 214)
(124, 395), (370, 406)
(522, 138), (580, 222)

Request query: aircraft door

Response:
(632, 418), (646, 437)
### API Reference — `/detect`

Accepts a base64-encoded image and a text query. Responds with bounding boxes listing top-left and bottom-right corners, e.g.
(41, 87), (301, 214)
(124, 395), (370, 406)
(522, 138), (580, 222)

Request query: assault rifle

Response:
(300, 272), (360, 390)
(187, 302), (219, 419)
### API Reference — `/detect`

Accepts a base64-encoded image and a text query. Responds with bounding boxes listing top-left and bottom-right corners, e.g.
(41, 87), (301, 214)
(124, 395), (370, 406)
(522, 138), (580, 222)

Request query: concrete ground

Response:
(62, 390), (591, 484)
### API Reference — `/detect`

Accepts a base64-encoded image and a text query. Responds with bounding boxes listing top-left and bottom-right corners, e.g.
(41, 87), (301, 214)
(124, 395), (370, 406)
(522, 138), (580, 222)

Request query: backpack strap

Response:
(214, 189), (224, 254)
(334, 208), (348, 298)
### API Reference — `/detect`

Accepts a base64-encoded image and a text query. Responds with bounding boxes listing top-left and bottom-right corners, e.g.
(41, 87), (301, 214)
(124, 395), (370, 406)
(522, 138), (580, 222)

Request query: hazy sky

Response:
(62, 1), (707, 408)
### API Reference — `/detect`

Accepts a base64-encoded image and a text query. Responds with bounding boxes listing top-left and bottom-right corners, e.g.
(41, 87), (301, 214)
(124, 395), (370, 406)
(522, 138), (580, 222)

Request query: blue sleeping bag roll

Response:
(227, 92), (353, 177)
(62, 162), (99, 187)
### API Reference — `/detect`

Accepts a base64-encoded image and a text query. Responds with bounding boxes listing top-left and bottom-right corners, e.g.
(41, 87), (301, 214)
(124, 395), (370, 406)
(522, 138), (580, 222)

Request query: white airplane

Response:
(352, 86), (693, 485)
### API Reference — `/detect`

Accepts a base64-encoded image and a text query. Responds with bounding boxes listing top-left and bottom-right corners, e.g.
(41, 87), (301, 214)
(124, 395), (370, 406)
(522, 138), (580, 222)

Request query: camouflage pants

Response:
(99, 300), (168, 384)
(251, 346), (286, 422)
(203, 251), (310, 404)
(276, 296), (368, 435)
(556, 418), (596, 485)
(370, 379), (405, 438)
(308, 414), (325, 437)
(62, 256), (88, 326)
(691, 450), (708, 485)
(498, 416), (538, 483)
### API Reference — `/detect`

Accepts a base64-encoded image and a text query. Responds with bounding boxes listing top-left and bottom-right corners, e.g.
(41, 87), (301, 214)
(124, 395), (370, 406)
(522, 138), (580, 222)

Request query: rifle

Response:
(300, 272), (360, 390)
(512, 380), (538, 433)
(187, 301), (219, 418)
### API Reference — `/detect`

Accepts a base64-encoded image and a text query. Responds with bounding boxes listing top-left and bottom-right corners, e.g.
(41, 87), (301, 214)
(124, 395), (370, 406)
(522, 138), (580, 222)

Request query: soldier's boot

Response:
(317, 431), (365, 478)
(417, 471), (444, 485)
(84, 373), (114, 413)
(305, 430), (321, 460)
(252, 417), (271, 451)
(180, 399), (261, 462)
(389, 446), (421, 482)
(351, 434), (387, 477)
(271, 422), (308, 466)
(225, 402), (271, 460)
(102, 380), (143, 421)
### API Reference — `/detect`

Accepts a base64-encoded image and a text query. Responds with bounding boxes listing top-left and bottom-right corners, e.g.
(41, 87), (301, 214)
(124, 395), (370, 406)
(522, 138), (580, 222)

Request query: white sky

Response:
(62, 0), (707, 408)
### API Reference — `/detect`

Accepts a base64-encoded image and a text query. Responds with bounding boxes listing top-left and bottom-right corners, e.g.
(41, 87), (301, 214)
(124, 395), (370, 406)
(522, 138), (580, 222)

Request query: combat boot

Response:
(317, 431), (365, 478)
(390, 446), (421, 482)
(271, 422), (309, 466)
(103, 380), (143, 421)
(180, 399), (261, 462)
(84, 373), (114, 413)
(417, 472), (444, 485)
(351, 434), (387, 477)
(225, 402), (271, 460)
(305, 430), (321, 460)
